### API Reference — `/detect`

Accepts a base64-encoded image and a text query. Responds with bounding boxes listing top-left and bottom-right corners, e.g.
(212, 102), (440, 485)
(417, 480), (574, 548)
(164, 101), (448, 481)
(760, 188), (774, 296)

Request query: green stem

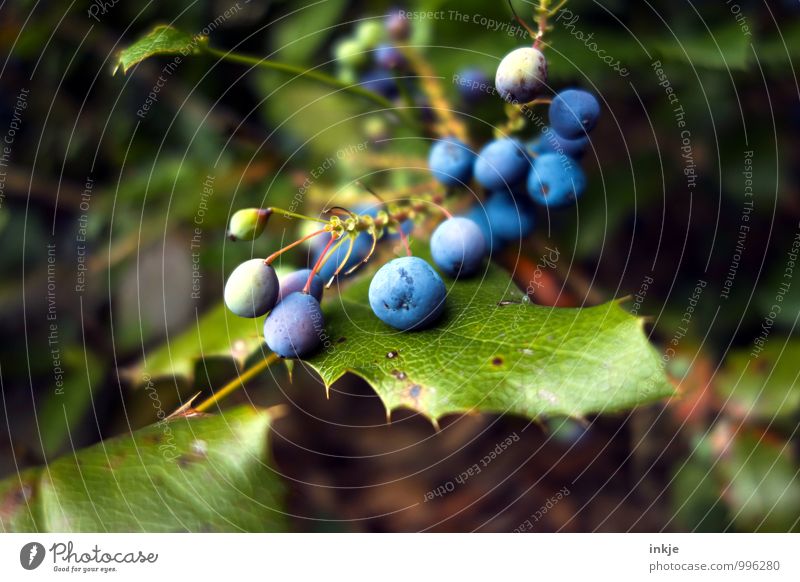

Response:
(270, 207), (328, 224)
(204, 46), (419, 129)
(195, 353), (279, 412)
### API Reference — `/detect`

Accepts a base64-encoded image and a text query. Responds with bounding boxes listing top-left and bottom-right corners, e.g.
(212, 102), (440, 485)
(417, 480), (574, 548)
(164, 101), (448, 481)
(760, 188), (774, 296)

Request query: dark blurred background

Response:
(0, 0), (798, 531)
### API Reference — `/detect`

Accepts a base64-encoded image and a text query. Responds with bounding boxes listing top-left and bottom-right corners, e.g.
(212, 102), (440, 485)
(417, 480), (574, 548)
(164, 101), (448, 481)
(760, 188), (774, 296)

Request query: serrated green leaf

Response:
(114, 25), (207, 74)
(305, 259), (672, 420)
(0, 406), (287, 532)
(131, 302), (264, 383)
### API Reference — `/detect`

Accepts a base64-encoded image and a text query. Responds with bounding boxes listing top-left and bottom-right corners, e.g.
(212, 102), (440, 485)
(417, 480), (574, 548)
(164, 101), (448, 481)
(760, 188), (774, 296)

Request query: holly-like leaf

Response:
(305, 260), (673, 420)
(0, 406), (287, 532)
(129, 302), (265, 383)
(114, 25), (207, 75)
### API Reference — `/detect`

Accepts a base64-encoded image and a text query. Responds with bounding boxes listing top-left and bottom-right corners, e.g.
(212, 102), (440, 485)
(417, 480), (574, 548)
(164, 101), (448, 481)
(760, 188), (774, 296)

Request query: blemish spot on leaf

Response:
(191, 439), (208, 457)
(497, 299), (522, 307)
(538, 389), (558, 404)
(491, 357), (504, 367)
(519, 348), (534, 356)
(336, 337), (347, 343)
(391, 369), (407, 380)
(409, 385), (422, 399)
(386, 350), (399, 359)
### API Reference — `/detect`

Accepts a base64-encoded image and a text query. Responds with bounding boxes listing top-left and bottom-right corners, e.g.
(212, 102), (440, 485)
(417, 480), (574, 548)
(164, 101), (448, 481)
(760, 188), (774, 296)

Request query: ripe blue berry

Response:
(466, 205), (501, 252)
(278, 269), (324, 303)
(474, 138), (530, 190)
(374, 44), (406, 69)
(386, 9), (411, 40)
(263, 292), (324, 358)
(430, 217), (486, 278)
(495, 47), (547, 104)
(428, 137), (475, 186)
(527, 152), (587, 208)
(533, 128), (590, 159)
(456, 68), (490, 103)
(485, 191), (535, 242)
(368, 256), (446, 331)
(360, 70), (398, 99)
(549, 89), (601, 139)
(224, 259), (280, 318)
(314, 232), (374, 281)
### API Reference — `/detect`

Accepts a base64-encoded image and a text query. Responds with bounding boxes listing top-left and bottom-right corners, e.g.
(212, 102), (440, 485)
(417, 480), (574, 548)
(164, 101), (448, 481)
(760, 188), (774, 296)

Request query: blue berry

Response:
(466, 205), (501, 252)
(314, 233), (373, 281)
(428, 137), (475, 186)
(386, 8), (411, 41)
(474, 138), (530, 190)
(456, 68), (490, 103)
(495, 47), (547, 104)
(263, 292), (324, 358)
(534, 127), (590, 159)
(549, 89), (600, 139)
(278, 269), (324, 303)
(360, 70), (398, 99)
(368, 256), (446, 330)
(224, 259), (279, 318)
(485, 191), (535, 242)
(527, 152), (587, 208)
(374, 44), (406, 69)
(430, 217), (486, 278)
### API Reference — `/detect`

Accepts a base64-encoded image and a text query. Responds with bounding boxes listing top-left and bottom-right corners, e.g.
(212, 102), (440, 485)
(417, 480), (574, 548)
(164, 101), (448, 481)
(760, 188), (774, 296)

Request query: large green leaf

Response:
(0, 406), (287, 532)
(130, 302), (265, 383)
(114, 25), (207, 74)
(305, 260), (673, 420)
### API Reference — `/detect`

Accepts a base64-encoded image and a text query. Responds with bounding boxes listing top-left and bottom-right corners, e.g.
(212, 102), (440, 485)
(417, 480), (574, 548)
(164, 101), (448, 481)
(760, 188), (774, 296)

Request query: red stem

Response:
(265, 228), (328, 265)
(305, 234), (337, 293)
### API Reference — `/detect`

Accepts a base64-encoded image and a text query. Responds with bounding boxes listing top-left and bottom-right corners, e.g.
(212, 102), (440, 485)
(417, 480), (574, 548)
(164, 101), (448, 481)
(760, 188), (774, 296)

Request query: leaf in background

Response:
(130, 302), (265, 383)
(255, 71), (380, 159)
(271, 0), (348, 64)
(37, 348), (106, 459)
(0, 406), (287, 532)
(306, 258), (673, 420)
(650, 23), (751, 71)
(114, 25), (207, 74)
(670, 434), (730, 532)
(714, 425), (800, 533)
(716, 341), (800, 422)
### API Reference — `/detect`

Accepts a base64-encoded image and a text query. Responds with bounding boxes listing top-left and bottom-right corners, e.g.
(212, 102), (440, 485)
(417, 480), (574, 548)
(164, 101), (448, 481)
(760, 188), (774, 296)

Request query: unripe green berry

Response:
(227, 208), (271, 241)
(355, 21), (384, 48)
(334, 38), (366, 68)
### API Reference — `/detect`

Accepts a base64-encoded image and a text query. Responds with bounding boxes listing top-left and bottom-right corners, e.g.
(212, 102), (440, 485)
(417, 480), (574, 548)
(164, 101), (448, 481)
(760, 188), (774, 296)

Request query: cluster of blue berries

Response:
(222, 22), (602, 361)
(425, 86), (600, 251)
